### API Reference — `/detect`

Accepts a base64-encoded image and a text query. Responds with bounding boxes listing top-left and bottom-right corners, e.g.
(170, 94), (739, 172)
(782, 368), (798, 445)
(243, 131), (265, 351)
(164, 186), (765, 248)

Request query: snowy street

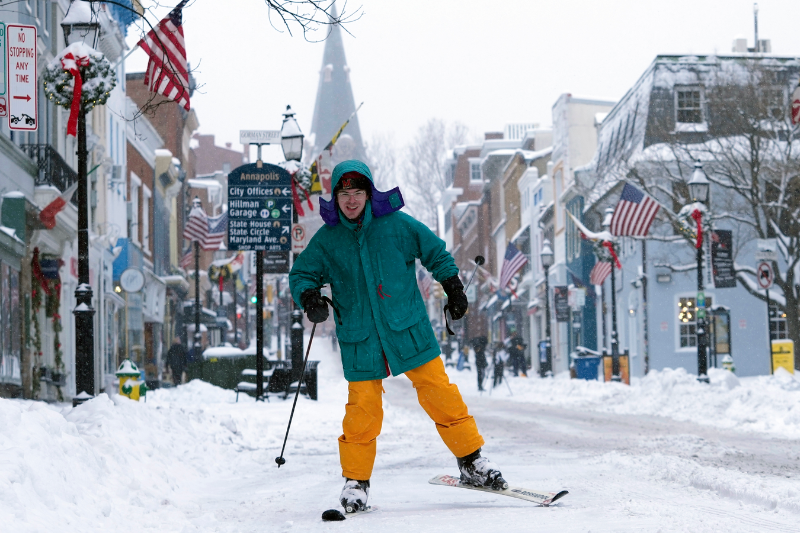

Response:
(3, 334), (800, 532)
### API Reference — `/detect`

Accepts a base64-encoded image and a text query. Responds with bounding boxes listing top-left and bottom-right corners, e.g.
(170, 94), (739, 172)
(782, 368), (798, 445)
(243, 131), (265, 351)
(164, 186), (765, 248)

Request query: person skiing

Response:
(471, 336), (489, 391)
(492, 342), (509, 388)
(290, 160), (507, 514)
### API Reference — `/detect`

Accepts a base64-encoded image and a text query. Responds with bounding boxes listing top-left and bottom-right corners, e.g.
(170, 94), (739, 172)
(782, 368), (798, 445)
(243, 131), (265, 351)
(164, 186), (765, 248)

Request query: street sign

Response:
(227, 162), (293, 251)
(0, 22), (7, 118)
(756, 261), (773, 290)
(291, 223), (306, 254)
(239, 130), (281, 145)
(711, 230), (736, 288)
(755, 251), (778, 262)
(263, 250), (290, 274)
(554, 286), (570, 322)
(6, 24), (36, 131)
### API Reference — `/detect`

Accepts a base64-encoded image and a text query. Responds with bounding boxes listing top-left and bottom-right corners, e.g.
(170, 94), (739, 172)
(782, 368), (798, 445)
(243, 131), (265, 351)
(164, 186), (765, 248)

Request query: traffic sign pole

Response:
(256, 250), (264, 399)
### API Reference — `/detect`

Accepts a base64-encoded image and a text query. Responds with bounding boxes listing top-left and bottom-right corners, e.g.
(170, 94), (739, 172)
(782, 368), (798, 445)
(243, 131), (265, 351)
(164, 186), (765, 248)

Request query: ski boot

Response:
(457, 448), (508, 490)
(340, 478), (370, 513)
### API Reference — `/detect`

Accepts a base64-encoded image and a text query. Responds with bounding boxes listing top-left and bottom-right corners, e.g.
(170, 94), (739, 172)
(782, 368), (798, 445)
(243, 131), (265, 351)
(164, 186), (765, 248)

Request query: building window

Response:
(678, 296), (713, 348)
(676, 88), (704, 124)
(142, 185), (151, 254)
(769, 303), (788, 340)
(764, 88), (785, 120)
(130, 172), (141, 244)
(470, 161), (482, 182)
(566, 198), (583, 261)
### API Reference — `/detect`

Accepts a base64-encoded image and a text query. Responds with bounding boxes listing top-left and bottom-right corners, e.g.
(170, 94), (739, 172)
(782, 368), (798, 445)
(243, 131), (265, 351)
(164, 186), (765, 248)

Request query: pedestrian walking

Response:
(471, 336), (488, 391)
(508, 336), (528, 377)
(290, 160), (507, 515)
(166, 337), (187, 386)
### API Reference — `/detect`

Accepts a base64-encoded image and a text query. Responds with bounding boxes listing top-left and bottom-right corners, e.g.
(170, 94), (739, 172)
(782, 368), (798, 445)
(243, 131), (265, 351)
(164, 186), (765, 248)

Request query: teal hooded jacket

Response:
(289, 160), (459, 381)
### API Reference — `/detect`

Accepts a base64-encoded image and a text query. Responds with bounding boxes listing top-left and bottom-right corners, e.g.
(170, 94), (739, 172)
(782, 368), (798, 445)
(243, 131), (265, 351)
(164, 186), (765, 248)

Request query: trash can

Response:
(573, 356), (601, 380)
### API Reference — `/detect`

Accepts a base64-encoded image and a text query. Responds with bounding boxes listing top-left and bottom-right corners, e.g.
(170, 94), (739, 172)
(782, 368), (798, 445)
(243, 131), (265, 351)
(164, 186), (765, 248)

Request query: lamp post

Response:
(540, 239), (554, 377)
(602, 208), (621, 381)
(191, 197), (202, 361)
(62, 3), (100, 405)
(281, 105), (305, 382)
(688, 162), (711, 383)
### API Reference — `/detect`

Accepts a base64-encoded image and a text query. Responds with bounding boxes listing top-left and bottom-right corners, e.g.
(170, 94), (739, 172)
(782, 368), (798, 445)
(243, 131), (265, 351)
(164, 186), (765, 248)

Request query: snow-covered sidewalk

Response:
(448, 363), (800, 439)
(2, 336), (799, 532)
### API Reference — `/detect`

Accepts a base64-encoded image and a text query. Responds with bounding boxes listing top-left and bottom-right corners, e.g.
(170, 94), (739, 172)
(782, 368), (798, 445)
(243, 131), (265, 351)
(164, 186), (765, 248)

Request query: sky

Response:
(125, 0), (800, 163)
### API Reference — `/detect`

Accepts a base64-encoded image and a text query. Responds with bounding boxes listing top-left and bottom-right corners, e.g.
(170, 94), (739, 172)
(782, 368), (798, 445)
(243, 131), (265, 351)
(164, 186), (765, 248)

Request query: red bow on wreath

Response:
(60, 52), (90, 137)
(691, 209), (703, 249)
(603, 241), (622, 269)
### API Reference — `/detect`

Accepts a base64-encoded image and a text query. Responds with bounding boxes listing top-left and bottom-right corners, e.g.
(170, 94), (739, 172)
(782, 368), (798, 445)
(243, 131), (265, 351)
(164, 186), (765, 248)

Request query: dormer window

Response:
(676, 87), (704, 124)
(323, 64), (333, 82)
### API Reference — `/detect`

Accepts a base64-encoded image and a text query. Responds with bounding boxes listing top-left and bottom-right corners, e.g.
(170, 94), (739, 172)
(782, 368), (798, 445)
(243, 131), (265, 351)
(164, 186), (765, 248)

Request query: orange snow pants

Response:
(338, 356), (485, 480)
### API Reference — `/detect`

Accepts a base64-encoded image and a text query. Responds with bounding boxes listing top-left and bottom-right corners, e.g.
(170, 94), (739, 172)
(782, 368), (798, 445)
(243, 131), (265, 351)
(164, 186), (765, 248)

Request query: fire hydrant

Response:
(721, 354), (736, 373)
(116, 359), (148, 401)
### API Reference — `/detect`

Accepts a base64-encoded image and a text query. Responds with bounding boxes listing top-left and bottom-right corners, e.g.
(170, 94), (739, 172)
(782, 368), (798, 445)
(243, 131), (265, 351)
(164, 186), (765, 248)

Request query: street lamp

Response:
(602, 208), (621, 382)
(688, 162), (710, 383)
(281, 105), (304, 162)
(62, 2), (100, 405)
(540, 239), (554, 377)
(281, 105), (305, 382)
(62, 0), (100, 48)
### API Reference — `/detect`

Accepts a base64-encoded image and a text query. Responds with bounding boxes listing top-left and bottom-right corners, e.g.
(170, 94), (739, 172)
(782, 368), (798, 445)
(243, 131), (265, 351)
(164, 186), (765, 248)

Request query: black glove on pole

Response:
(300, 289), (329, 323)
(441, 275), (468, 320)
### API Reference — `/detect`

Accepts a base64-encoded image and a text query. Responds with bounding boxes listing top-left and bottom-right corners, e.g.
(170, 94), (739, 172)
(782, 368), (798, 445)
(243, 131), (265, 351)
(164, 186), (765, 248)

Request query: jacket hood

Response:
(319, 159), (405, 226)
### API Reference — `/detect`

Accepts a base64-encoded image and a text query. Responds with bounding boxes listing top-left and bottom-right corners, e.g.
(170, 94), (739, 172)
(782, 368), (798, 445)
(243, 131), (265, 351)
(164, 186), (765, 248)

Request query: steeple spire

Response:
(308, 2), (365, 164)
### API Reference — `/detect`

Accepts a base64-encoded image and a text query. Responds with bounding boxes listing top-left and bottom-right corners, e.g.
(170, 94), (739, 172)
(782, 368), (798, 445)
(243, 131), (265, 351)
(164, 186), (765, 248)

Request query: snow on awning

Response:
(480, 294), (499, 311)
(492, 312), (502, 322)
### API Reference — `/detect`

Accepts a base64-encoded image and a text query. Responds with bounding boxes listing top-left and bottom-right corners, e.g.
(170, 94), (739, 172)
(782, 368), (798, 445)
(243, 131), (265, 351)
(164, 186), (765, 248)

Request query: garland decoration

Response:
(43, 42), (116, 135)
(30, 249), (43, 398)
(30, 248), (65, 399)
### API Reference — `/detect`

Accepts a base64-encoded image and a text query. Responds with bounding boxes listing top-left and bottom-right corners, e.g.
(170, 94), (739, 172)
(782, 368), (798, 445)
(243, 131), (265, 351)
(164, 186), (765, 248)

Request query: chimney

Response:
(225, 142), (232, 149)
(732, 38), (748, 53)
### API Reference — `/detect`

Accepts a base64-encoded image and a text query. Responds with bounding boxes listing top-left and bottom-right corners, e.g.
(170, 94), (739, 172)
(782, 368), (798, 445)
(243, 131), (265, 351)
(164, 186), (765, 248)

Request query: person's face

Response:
(337, 188), (368, 220)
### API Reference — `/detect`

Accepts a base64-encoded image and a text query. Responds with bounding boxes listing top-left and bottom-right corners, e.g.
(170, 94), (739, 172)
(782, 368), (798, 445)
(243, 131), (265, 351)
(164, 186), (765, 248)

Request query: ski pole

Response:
(504, 371), (514, 396)
(464, 255), (485, 293)
(444, 255), (485, 334)
(275, 322), (317, 468)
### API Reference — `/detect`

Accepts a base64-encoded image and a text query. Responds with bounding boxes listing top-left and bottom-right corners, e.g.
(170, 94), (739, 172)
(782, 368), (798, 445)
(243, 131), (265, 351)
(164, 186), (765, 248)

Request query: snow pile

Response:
(450, 365), (800, 438)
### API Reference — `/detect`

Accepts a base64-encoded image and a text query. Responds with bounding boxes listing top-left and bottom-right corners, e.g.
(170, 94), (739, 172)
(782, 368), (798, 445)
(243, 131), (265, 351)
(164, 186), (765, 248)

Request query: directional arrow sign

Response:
(227, 163), (293, 251)
(282, 188), (291, 196)
(6, 24), (36, 131)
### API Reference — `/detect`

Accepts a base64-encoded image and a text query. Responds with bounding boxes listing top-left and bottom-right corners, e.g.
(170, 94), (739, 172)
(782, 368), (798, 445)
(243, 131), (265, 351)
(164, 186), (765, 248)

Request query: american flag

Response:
(137, 0), (191, 111)
(205, 212), (228, 250)
(499, 242), (528, 291)
(609, 183), (660, 237)
(589, 259), (612, 286)
(183, 207), (227, 250)
(179, 245), (193, 270)
(183, 205), (208, 243)
(417, 269), (432, 299)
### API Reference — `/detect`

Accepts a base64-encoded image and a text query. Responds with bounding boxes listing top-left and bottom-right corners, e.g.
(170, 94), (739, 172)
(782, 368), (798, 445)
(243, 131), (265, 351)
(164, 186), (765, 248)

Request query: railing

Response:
(19, 144), (78, 205)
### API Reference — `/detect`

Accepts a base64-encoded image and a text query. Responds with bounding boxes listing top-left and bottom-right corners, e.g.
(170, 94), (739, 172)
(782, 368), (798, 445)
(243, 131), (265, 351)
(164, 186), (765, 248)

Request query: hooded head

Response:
(319, 159), (405, 226)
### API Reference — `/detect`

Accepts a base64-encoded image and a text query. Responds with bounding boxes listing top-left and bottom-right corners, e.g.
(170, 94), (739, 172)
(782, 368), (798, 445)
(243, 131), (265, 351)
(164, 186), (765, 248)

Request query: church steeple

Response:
(308, 3), (365, 164)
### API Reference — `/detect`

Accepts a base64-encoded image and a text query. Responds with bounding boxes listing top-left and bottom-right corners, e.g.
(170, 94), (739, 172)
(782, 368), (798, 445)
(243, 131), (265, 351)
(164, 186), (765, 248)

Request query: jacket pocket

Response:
(337, 327), (374, 371)
(384, 309), (432, 360)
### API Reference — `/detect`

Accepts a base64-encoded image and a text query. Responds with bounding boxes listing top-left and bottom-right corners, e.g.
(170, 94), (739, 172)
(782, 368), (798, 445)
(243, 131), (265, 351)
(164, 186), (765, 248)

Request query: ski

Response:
(428, 475), (568, 506)
(321, 506), (378, 521)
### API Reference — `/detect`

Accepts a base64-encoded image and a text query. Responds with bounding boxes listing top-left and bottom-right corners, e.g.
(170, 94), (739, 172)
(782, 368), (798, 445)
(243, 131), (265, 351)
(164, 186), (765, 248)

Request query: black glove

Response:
(300, 289), (329, 323)
(441, 276), (468, 320)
